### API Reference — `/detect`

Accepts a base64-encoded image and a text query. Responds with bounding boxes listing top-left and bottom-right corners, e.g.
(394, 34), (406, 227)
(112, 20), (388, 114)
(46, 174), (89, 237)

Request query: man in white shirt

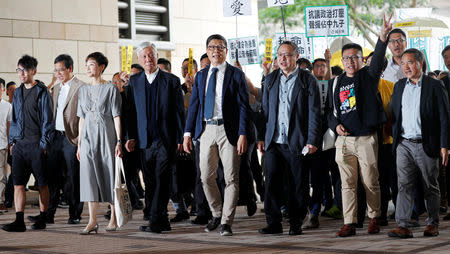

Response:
(383, 28), (407, 83)
(0, 78), (12, 212)
(28, 54), (86, 225)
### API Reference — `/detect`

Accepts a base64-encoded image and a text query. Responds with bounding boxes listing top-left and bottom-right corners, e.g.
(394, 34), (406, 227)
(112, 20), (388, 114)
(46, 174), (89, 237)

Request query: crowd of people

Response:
(1, 14), (450, 239)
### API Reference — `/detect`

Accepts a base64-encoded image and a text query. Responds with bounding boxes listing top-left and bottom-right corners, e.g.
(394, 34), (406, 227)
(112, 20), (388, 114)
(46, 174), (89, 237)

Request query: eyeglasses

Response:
(16, 68), (27, 74)
(388, 38), (406, 44)
(342, 55), (361, 62)
(207, 45), (227, 51)
(54, 68), (67, 73)
(276, 53), (295, 58)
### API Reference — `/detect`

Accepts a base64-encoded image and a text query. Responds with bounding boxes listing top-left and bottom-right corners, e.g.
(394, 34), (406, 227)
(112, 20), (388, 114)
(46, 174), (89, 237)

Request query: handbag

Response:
(322, 76), (339, 151)
(114, 156), (133, 227)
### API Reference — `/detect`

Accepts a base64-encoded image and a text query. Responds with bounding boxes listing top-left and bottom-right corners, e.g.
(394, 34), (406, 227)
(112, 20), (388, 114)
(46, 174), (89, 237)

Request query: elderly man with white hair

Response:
(125, 42), (185, 233)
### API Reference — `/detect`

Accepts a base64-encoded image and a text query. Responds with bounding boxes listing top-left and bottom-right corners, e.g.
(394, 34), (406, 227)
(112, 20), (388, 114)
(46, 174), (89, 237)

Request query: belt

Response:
(402, 137), (422, 143)
(204, 119), (224, 125)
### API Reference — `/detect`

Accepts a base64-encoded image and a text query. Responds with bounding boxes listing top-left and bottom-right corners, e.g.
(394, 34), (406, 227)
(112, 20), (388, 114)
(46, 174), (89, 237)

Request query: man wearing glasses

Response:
(383, 28), (407, 83)
(183, 34), (249, 236)
(257, 40), (321, 236)
(28, 54), (86, 225)
(326, 14), (393, 237)
(2, 55), (54, 232)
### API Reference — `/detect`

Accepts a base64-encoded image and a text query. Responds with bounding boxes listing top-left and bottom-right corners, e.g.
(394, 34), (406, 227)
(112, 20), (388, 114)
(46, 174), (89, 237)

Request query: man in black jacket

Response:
(326, 14), (392, 237)
(388, 48), (449, 238)
(3, 55), (54, 232)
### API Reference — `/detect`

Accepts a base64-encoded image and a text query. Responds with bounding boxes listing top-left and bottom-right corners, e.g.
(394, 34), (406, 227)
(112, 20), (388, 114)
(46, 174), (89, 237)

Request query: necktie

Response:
(204, 67), (218, 119)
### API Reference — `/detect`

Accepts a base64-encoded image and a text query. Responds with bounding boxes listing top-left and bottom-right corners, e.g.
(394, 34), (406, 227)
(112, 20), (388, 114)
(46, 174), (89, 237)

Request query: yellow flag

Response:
(188, 48), (193, 76)
(121, 46), (126, 72)
(126, 45), (133, 74)
(265, 38), (273, 63)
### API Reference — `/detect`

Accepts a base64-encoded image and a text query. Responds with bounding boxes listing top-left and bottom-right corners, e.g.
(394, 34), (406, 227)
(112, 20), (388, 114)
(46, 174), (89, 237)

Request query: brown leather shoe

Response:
(336, 224), (356, 237)
(388, 226), (413, 238)
(367, 218), (380, 234)
(423, 225), (439, 237)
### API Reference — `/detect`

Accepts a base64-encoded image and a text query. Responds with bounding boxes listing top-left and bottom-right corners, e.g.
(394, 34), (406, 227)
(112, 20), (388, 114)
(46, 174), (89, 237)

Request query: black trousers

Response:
(141, 140), (172, 225)
(47, 132), (83, 219)
(238, 142), (257, 205)
(264, 143), (310, 226)
(122, 148), (141, 208)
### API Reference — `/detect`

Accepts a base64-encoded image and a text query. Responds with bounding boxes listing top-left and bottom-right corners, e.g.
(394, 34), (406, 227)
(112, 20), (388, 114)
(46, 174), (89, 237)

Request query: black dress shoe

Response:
(159, 220), (171, 231)
(67, 218), (81, 224)
(258, 224), (283, 234)
(31, 220), (46, 230)
(288, 225), (302, 235)
(27, 214), (54, 224)
(191, 216), (210, 225)
(170, 211), (190, 222)
(2, 221), (26, 232)
(205, 217), (221, 232)
(247, 201), (257, 217)
(139, 224), (161, 234)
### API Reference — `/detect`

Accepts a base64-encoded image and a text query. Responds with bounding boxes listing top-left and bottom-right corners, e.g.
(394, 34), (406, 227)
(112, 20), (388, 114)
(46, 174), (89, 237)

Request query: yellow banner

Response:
(126, 45), (133, 74)
(265, 38), (273, 63)
(394, 21), (416, 27)
(121, 46), (126, 72)
(188, 48), (193, 76)
(408, 29), (432, 38)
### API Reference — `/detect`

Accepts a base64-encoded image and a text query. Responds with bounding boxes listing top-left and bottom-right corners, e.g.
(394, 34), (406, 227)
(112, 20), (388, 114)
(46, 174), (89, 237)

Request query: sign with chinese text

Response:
(265, 38), (273, 63)
(267, 0), (294, 8)
(188, 48), (193, 75)
(223, 0), (252, 17)
(274, 33), (314, 61)
(121, 46), (126, 72)
(126, 45), (133, 74)
(305, 5), (349, 37)
(228, 36), (259, 65)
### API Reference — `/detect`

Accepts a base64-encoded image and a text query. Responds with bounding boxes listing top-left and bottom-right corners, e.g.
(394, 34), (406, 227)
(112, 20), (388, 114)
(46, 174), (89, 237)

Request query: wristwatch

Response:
(117, 139), (121, 144)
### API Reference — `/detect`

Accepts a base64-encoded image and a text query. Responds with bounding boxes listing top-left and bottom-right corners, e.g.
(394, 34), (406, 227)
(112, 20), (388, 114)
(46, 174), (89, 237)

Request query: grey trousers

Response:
(396, 139), (440, 228)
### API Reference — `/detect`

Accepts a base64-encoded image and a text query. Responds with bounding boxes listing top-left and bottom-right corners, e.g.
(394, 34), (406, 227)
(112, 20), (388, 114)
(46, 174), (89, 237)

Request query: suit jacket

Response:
(258, 68), (321, 154)
(326, 38), (388, 135)
(185, 63), (250, 146)
(391, 75), (450, 158)
(52, 76), (86, 146)
(127, 70), (185, 151)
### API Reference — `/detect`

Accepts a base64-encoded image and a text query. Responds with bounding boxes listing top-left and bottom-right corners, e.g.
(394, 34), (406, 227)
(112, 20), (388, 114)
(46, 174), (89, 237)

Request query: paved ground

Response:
(1, 193), (450, 254)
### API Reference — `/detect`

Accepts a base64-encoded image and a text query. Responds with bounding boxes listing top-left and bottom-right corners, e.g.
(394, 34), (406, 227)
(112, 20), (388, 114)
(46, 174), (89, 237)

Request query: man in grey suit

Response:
(29, 54), (86, 225)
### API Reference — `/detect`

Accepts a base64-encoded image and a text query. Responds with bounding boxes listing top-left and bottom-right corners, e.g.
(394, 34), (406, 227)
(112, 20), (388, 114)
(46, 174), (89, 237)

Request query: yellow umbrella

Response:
(394, 17), (449, 38)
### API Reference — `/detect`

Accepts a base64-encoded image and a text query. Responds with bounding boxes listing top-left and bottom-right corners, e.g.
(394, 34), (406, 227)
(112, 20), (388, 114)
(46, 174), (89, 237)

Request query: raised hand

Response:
(380, 13), (393, 43)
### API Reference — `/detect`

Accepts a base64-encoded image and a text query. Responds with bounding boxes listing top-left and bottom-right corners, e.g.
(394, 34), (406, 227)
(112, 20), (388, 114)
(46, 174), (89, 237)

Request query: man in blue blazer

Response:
(125, 42), (185, 234)
(388, 48), (449, 238)
(183, 34), (249, 236)
(256, 40), (321, 235)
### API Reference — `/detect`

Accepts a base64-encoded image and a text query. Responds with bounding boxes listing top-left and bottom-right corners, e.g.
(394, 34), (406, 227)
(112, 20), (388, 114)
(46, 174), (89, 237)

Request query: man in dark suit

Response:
(388, 48), (449, 238)
(440, 45), (450, 221)
(125, 42), (185, 234)
(257, 40), (321, 235)
(183, 34), (249, 236)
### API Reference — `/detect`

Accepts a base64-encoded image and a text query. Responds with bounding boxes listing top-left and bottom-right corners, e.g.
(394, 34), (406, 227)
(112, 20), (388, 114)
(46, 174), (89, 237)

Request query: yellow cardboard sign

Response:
(188, 48), (193, 76)
(126, 45), (133, 74)
(408, 29), (432, 38)
(394, 21), (416, 28)
(265, 38), (273, 63)
(121, 46), (126, 72)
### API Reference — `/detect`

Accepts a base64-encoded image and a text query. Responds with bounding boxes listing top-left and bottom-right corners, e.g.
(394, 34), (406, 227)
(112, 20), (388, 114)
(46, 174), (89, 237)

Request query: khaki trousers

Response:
(199, 124), (240, 225)
(0, 149), (7, 203)
(335, 133), (381, 224)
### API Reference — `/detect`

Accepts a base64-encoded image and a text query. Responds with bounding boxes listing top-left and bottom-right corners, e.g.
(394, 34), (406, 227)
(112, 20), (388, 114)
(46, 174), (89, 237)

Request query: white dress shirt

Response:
(145, 67), (160, 84)
(55, 76), (75, 131)
(383, 57), (405, 83)
(0, 99), (12, 149)
(204, 61), (227, 120)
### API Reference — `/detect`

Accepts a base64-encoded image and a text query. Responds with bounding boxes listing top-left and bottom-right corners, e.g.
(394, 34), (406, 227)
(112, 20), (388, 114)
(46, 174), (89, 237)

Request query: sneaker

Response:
(423, 225), (439, 237)
(321, 205), (343, 219)
(170, 211), (189, 222)
(336, 224), (356, 237)
(0, 203), (7, 212)
(388, 226), (413, 238)
(2, 221), (26, 232)
(31, 220), (46, 230)
(302, 214), (319, 229)
(367, 218), (380, 234)
(220, 224), (233, 236)
(204, 217), (221, 232)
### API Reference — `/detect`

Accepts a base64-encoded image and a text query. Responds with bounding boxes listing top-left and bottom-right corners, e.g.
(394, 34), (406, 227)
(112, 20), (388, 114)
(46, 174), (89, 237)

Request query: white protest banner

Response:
(267, 0), (294, 8)
(228, 36), (259, 65)
(223, 0), (252, 17)
(274, 33), (314, 61)
(305, 5), (349, 37)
